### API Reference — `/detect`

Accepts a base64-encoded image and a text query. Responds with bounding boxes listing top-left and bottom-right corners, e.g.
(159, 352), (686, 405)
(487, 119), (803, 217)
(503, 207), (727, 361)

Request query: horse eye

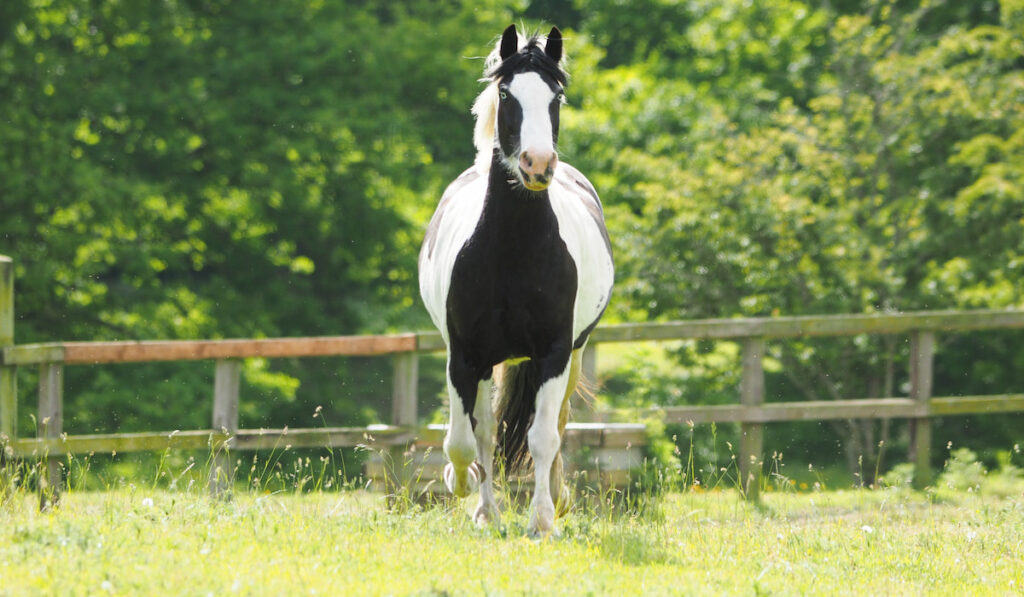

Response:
(499, 91), (508, 100)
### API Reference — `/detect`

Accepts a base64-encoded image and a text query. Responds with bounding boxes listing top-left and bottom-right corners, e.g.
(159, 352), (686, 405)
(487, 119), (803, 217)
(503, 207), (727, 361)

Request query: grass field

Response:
(2, 471), (1022, 596)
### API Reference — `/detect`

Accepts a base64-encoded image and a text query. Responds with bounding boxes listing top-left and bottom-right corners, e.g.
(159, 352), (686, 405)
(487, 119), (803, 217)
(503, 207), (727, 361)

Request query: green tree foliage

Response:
(1, 0), (1021, 473)
(563, 0), (1023, 472)
(0, 0), (514, 433)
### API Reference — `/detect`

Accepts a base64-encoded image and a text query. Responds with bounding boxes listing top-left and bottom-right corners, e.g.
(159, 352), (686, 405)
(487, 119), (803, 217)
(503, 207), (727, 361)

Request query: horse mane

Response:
(471, 30), (569, 174)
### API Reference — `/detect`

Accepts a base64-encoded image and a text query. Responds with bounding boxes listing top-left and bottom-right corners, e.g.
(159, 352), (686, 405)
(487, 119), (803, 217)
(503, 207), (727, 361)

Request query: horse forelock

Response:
(487, 38), (567, 87)
(472, 31), (568, 174)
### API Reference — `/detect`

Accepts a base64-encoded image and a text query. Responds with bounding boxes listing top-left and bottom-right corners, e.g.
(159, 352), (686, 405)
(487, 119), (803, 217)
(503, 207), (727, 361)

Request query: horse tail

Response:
(494, 349), (584, 477)
(493, 360), (540, 475)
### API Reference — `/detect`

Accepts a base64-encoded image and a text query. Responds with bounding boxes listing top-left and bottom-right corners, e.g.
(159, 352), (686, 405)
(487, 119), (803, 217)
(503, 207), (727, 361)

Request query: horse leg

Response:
(527, 356), (573, 537)
(443, 353), (480, 498)
(472, 376), (498, 526)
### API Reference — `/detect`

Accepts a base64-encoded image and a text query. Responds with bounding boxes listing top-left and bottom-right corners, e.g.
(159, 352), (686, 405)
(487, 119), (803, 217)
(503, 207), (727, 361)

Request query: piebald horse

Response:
(419, 25), (613, 536)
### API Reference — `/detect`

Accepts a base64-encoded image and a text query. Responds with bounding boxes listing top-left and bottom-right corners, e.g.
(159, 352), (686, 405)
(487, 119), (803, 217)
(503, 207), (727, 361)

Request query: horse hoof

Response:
(443, 462), (479, 498)
(527, 504), (556, 538)
(473, 502), (499, 527)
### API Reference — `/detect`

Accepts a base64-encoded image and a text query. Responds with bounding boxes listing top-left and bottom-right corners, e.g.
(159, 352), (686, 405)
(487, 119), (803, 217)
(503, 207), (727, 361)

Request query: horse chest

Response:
(445, 197), (577, 364)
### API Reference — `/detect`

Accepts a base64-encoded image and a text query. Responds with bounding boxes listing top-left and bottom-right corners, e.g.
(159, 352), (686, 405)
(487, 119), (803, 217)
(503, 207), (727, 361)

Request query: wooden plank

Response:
(760, 310), (1024, 338)
(910, 331), (935, 489)
(51, 333), (418, 364)
(586, 447), (643, 471)
(420, 422), (648, 452)
(653, 399), (926, 424)
(364, 441), (646, 493)
(15, 430), (220, 455)
(930, 395), (1024, 416)
(232, 426), (415, 451)
(649, 404), (749, 424)
(752, 399), (924, 421)
(589, 309), (1024, 343)
(4, 335), (418, 365)
(9, 399), (1021, 458)
(2, 344), (66, 366)
(12, 425), (417, 456)
(591, 319), (763, 343)
(604, 396), (1022, 425)
(567, 422), (647, 449)
(418, 424), (447, 447)
(415, 331), (446, 352)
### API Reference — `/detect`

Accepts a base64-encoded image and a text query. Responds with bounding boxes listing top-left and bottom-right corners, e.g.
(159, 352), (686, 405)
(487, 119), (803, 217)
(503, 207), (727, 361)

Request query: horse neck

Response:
(484, 152), (553, 222)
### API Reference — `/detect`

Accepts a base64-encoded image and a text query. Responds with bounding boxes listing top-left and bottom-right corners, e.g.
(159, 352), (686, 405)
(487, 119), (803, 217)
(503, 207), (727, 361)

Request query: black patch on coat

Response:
(444, 152), (577, 417)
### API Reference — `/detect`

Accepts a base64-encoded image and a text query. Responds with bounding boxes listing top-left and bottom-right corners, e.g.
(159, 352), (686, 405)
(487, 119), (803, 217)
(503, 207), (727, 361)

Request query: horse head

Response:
(474, 25), (567, 192)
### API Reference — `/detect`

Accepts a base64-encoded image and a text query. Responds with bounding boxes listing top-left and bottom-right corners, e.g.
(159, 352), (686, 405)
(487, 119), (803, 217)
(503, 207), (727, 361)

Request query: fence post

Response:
(740, 337), (765, 501)
(909, 331), (935, 489)
(392, 353), (418, 428)
(209, 358), (240, 498)
(388, 352), (419, 490)
(582, 343), (597, 386)
(569, 344), (599, 421)
(38, 363), (63, 509)
(1, 256), (15, 464)
(581, 343), (598, 395)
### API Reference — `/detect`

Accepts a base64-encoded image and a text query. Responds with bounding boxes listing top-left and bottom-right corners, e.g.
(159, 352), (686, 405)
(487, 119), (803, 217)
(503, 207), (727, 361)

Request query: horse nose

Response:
(519, 150), (558, 189)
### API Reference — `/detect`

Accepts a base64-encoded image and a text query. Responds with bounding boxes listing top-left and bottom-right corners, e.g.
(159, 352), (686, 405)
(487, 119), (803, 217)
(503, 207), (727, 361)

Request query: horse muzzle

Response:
(519, 150), (558, 191)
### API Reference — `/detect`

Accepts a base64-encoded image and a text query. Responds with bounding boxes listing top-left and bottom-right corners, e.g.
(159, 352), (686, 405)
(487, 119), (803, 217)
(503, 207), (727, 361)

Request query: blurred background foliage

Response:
(1, 0), (1021, 480)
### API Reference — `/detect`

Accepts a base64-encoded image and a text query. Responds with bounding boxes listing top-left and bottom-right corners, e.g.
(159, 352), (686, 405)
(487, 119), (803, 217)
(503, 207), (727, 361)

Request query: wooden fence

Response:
(2, 255), (1024, 502)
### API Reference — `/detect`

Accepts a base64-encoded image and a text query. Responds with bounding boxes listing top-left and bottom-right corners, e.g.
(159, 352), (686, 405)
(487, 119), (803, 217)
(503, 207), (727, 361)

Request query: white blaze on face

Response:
(508, 72), (559, 189)
(509, 72), (557, 154)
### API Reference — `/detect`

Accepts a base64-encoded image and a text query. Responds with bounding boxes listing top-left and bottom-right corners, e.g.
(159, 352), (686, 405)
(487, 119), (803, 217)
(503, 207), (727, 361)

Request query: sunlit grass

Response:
(2, 447), (1022, 596)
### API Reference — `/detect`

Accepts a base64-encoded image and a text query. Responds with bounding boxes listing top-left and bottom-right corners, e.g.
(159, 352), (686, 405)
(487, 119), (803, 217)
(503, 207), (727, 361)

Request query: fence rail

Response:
(2, 255), (1024, 502)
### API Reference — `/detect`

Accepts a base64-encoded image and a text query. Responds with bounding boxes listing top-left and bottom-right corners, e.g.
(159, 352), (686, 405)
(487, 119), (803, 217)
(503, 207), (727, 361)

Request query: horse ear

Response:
(500, 24), (518, 61)
(545, 26), (562, 63)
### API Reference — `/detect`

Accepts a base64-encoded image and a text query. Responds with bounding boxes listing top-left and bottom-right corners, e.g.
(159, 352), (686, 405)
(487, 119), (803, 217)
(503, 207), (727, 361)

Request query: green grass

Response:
(2, 480), (1022, 596)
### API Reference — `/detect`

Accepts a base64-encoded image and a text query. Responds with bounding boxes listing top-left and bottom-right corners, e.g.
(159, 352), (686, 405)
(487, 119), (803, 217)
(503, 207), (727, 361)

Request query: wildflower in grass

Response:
(141, 497), (154, 508)
(860, 525), (874, 534)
